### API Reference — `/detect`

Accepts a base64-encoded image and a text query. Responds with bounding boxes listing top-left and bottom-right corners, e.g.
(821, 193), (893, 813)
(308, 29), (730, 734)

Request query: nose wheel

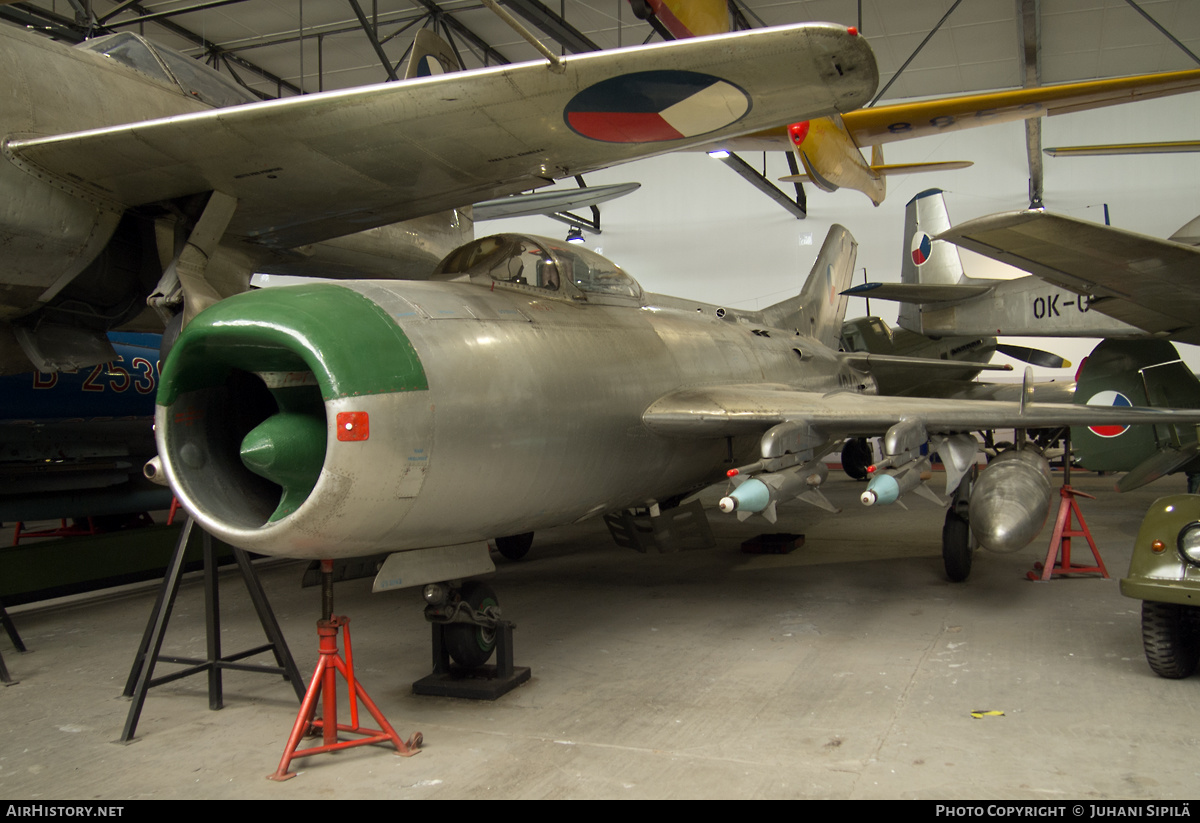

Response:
(413, 580), (530, 700)
(441, 581), (500, 669)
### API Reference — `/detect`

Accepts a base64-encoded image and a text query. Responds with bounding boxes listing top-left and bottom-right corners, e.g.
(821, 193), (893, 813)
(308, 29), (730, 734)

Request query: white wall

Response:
(484, 92), (1200, 377)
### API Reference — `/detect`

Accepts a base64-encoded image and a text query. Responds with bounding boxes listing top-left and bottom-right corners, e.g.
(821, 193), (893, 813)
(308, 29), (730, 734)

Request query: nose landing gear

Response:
(414, 579), (530, 700)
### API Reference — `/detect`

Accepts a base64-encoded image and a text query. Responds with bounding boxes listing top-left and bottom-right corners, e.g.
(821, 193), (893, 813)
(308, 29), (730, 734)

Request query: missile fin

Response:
(798, 489), (840, 513)
(914, 482), (945, 506)
(762, 501), (778, 524)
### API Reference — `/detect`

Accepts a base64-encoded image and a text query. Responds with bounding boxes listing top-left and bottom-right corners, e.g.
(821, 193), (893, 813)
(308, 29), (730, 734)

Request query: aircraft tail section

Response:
(762, 225), (857, 349)
(403, 28), (463, 78)
(897, 188), (985, 331)
(900, 188), (970, 287)
(1072, 339), (1200, 489)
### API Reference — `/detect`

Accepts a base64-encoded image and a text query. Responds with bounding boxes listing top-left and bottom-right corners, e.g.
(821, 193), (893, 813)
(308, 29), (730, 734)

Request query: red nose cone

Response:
(788, 121), (811, 146)
(848, 27), (858, 36)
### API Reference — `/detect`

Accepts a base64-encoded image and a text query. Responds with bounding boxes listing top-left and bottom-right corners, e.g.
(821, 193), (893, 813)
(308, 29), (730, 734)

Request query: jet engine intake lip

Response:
(155, 282), (430, 535)
(1176, 521), (1200, 569)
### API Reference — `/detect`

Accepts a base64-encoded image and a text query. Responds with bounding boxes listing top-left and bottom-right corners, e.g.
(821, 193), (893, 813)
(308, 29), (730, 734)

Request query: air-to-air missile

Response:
(719, 458), (838, 522)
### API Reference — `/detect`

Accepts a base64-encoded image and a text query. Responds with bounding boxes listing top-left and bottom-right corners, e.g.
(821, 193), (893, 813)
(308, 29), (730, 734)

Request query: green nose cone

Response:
(240, 413), (327, 521)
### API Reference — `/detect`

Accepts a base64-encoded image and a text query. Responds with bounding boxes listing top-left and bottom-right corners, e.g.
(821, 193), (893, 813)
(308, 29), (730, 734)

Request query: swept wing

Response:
(642, 383), (1200, 440)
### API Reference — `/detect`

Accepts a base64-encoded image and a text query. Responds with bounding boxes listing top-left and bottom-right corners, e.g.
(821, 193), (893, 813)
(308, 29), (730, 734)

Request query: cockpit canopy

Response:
(77, 32), (258, 109)
(434, 234), (643, 301)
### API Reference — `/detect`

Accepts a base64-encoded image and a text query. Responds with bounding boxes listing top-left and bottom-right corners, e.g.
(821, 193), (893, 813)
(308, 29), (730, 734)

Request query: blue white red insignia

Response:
(910, 232), (933, 266)
(417, 55), (447, 77)
(1086, 390), (1132, 437)
(564, 70), (750, 143)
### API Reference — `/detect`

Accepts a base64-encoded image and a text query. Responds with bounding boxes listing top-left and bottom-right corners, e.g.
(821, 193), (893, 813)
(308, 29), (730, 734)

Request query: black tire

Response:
(841, 438), (872, 481)
(444, 581), (499, 669)
(495, 532), (533, 561)
(942, 509), (973, 583)
(1141, 601), (1200, 679)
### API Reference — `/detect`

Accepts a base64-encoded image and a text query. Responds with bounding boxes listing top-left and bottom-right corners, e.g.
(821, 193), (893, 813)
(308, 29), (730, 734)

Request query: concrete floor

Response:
(1, 471), (1197, 800)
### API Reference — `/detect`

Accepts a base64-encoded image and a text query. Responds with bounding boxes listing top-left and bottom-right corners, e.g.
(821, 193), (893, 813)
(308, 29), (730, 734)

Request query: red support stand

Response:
(12, 517), (98, 545)
(269, 614), (421, 781)
(1028, 484), (1109, 581)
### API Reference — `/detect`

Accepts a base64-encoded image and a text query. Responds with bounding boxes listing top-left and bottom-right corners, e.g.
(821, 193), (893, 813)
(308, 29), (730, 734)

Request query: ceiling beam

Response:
(100, 0), (251, 28)
(499, 0), (601, 54)
(346, 0), (400, 81)
(869, 0), (965, 107)
(411, 0), (513, 65)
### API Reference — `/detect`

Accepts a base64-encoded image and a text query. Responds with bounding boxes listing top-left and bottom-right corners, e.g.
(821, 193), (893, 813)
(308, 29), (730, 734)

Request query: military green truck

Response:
(1122, 494), (1200, 678)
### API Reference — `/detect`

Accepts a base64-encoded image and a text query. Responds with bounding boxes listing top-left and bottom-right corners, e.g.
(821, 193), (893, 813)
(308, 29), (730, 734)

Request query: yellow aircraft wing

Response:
(842, 69), (1200, 147)
(1044, 140), (1200, 156)
(720, 69), (1200, 152)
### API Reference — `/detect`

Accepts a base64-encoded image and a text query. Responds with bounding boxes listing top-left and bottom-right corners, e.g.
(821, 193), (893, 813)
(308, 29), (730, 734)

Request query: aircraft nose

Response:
(240, 412), (326, 520)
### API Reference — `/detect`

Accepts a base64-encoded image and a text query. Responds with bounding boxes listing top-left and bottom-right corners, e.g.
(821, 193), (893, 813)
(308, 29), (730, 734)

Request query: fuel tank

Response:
(969, 448), (1052, 553)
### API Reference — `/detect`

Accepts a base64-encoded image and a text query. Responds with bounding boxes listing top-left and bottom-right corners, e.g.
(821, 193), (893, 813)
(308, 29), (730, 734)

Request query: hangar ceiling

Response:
(3, 1), (1198, 104)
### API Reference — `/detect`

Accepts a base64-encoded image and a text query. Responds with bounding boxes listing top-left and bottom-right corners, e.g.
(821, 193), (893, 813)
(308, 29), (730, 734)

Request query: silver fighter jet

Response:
(151, 228), (1200, 609)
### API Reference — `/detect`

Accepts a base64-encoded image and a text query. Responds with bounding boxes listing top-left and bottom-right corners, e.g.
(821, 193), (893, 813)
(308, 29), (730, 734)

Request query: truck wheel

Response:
(1141, 601), (1200, 678)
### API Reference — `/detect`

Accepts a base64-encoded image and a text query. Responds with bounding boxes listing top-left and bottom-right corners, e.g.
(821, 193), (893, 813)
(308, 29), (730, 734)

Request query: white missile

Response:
(718, 462), (836, 522)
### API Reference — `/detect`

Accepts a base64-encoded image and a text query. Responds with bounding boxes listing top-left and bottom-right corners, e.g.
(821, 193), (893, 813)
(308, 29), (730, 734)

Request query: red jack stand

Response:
(269, 562), (421, 781)
(1028, 484), (1109, 581)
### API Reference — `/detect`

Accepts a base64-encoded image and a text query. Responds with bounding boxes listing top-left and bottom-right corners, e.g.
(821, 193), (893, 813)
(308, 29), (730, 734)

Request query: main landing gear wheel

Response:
(1140, 601), (1200, 679)
(942, 510), (974, 583)
(443, 581), (499, 670)
(841, 437), (872, 481)
(495, 532), (533, 561)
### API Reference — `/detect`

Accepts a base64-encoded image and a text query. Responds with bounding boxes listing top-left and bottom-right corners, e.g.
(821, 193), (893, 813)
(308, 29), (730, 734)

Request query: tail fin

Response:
(403, 29), (463, 79)
(1072, 339), (1200, 488)
(762, 225), (857, 349)
(899, 189), (971, 331)
(900, 189), (968, 286)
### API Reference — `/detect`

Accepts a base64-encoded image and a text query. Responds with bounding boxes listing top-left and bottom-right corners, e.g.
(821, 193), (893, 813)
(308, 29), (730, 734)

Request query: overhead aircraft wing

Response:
(642, 384), (1200, 439)
(841, 69), (1200, 148)
(6, 24), (875, 250)
(937, 211), (1200, 345)
(716, 69), (1200, 153)
(473, 182), (640, 221)
(1044, 140), (1200, 157)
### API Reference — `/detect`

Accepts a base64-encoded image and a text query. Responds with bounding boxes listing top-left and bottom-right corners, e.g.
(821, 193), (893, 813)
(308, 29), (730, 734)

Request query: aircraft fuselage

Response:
(156, 267), (857, 559)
